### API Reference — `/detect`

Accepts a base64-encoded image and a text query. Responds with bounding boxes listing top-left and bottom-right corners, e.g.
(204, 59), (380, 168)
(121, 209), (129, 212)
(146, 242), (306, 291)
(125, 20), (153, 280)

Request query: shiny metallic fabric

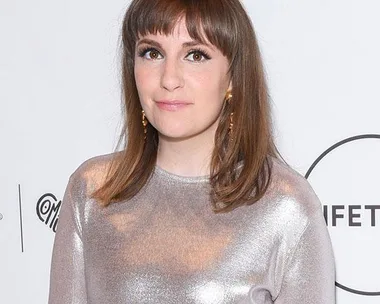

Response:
(48, 154), (335, 303)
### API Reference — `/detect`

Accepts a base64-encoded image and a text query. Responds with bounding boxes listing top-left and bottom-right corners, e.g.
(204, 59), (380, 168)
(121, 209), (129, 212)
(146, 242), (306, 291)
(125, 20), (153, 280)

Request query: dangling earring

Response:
(225, 90), (234, 135)
(228, 112), (234, 135)
(225, 90), (233, 104)
(141, 110), (148, 140)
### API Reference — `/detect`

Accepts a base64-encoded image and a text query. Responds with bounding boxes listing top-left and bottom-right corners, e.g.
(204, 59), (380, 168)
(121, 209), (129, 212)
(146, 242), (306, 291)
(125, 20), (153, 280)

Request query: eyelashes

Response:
(191, 48), (212, 60)
(137, 46), (212, 62)
(137, 47), (161, 59)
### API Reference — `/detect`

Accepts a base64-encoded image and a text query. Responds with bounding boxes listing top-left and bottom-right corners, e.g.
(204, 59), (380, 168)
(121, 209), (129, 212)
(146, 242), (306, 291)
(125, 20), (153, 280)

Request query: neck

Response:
(156, 133), (215, 177)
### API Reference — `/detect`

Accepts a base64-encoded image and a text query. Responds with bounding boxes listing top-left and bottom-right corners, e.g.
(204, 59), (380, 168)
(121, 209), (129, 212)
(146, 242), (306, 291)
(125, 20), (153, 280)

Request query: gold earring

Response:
(141, 110), (148, 140)
(228, 112), (234, 135)
(225, 90), (233, 103)
(225, 90), (233, 136)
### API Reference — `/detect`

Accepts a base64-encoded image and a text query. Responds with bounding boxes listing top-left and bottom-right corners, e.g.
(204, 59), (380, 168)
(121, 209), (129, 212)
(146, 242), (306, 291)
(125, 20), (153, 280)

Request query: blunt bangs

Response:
(124, 0), (238, 63)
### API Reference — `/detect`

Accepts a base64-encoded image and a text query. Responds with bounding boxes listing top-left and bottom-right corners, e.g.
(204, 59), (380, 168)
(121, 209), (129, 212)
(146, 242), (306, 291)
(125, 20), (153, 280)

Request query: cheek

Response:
(189, 69), (228, 101)
(134, 66), (148, 89)
(134, 60), (159, 82)
(134, 65), (155, 103)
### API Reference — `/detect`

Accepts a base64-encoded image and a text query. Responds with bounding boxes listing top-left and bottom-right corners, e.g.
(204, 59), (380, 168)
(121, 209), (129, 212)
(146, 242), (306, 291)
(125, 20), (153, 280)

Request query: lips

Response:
(155, 100), (192, 111)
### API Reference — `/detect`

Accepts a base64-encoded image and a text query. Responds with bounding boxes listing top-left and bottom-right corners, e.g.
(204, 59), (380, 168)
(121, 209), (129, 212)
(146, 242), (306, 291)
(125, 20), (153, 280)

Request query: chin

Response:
(154, 121), (217, 142)
(153, 123), (187, 137)
(158, 131), (192, 141)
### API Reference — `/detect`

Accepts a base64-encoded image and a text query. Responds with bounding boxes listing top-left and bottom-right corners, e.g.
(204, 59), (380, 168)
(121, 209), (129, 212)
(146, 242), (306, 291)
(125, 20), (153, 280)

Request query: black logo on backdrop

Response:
(306, 134), (380, 296)
(36, 193), (61, 233)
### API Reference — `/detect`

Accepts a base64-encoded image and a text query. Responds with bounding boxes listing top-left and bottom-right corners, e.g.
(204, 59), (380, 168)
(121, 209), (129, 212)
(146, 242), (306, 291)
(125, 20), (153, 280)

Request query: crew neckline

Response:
(154, 165), (210, 183)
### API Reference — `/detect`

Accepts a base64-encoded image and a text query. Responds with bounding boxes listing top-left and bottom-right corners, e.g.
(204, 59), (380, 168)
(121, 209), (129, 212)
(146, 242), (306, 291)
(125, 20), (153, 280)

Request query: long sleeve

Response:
(274, 213), (336, 303)
(48, 174), (88, 304)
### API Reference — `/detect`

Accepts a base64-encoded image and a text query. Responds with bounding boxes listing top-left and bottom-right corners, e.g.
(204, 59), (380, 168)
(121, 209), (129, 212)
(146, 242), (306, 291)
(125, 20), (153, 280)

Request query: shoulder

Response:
(68, 151), (121, 196)
(264, 157), (323, 224)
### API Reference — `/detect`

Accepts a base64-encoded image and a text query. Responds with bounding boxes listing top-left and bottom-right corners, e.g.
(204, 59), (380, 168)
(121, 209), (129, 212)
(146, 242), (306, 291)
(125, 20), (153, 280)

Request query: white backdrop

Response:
(1, 0), (379, 303)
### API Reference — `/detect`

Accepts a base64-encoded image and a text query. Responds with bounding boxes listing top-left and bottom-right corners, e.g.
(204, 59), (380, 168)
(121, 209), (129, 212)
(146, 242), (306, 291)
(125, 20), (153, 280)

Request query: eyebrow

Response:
(136, 38), (214, 50)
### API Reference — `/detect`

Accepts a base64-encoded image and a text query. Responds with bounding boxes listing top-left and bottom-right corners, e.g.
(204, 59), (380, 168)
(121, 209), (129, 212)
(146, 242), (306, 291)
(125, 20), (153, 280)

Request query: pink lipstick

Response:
(155, 100), (192, 111)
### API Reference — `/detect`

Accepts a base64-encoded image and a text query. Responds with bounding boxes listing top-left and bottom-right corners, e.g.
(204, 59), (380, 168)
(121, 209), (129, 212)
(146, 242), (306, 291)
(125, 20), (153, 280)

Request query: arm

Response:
(274, 214), (336, 303)
(48, 174), (88, 304)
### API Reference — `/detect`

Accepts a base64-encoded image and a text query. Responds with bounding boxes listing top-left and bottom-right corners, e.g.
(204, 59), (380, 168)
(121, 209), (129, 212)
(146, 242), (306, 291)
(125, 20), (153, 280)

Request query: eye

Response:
(138, 47), (163, 60)
(186, 49), (211, 62)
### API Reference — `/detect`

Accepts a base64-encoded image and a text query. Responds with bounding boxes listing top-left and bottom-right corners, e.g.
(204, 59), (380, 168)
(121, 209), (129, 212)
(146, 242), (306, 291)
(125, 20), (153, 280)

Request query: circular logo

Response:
(306, 134), (380, 296)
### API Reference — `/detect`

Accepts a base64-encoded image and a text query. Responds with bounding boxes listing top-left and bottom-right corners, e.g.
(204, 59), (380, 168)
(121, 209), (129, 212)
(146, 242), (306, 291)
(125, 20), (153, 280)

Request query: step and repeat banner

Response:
(1, 0), (379, 303)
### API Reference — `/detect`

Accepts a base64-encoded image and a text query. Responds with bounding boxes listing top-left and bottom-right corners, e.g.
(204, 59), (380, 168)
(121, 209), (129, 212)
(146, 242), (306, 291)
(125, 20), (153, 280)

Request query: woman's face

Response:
(134, 18), (231, 143)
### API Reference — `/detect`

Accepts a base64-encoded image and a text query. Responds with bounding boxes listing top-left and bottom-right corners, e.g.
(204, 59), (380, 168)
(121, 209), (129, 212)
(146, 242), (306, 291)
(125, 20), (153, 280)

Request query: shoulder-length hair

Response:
(91, 0), (279, 213)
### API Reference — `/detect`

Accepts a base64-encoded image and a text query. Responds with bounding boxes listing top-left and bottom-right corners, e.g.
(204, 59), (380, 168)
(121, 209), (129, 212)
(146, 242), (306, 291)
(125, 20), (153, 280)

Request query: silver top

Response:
(48, 153), (335, 304)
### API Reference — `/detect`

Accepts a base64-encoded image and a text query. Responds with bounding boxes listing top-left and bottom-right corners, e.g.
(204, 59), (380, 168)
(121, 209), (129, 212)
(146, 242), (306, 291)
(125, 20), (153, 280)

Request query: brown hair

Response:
(91, 0), (280, 213)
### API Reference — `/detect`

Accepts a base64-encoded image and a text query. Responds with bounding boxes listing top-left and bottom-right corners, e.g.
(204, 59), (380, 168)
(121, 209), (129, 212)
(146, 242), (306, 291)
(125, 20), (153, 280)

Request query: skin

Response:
(134, 18), (232, 176)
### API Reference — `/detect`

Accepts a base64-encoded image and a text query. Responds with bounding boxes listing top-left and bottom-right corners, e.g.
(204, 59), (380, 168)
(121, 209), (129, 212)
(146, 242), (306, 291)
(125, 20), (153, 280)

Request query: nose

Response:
(160, 58), (184, 91)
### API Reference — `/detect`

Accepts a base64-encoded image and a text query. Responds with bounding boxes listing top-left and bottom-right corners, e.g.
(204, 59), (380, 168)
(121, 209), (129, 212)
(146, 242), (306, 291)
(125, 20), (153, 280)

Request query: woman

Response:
(49, 0), (335, 303)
